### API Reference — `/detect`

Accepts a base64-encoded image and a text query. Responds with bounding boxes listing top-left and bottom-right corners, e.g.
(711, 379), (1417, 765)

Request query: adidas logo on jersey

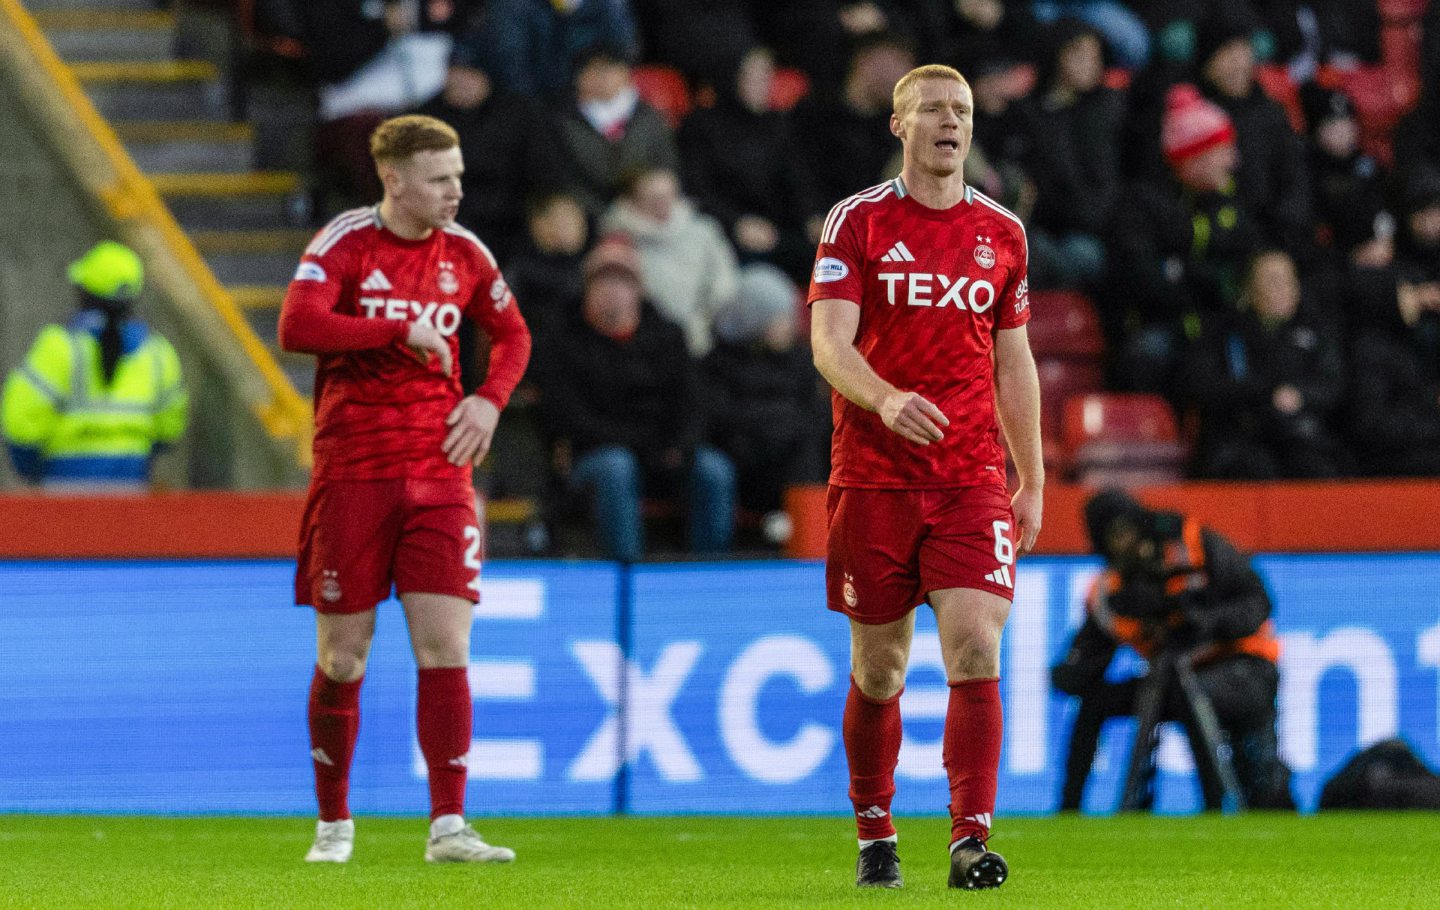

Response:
(879, 241), (915, 262)
(360, 269), (393, 291)
(984, 566), (1013, 588)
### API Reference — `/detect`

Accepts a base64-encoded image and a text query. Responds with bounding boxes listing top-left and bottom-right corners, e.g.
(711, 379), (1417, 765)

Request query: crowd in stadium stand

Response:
(251, 0), (1440, 542)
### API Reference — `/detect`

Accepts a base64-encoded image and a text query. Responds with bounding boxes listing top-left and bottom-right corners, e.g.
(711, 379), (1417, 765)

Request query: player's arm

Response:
(278, 253), (411, 353)
(994, 324), (1044, 553)
(442, 275), (534, 467)
(810, 297), (949, 445)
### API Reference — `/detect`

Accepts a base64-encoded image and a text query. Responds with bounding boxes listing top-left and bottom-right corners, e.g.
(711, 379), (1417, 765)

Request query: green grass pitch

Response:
(1, 813), (1436, 908)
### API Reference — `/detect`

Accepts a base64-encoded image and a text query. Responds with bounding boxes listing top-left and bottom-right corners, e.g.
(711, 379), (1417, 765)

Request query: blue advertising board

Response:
(0, 556), (1436, 816)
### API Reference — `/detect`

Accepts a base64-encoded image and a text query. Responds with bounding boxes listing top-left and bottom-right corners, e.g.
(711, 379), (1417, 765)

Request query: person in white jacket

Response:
(601, 167), (739, 356)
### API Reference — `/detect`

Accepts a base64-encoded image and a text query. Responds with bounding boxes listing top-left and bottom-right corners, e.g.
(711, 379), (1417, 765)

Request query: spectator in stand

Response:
(552, 44), (680, 218)
(747, 1), (930, 94)
(534, 238), (736, 561)
(701, 263), (828, 543)
(630, 0), (758, 88)
(601, 168), (739, 357)
(1180, 250), (1349, 479)
(942, 0), (1046, 74)
(1347, 213), (1440, 478)
(1299, 84), (1395, 272)
(415, 45), (563, 264)
(502, 192), (590, 350)
(967, 54), (1098, 289)
(1396, 175), (1440, 291)
(793, 30), (914, 203)
(1196, 16), (1313, 254)
(679, 46), (826, 283)
(1393, 94), (1440, 203)
(301, 0), (466, 211)
(462, 0), (638, 101)
(1030, 0), (1152, 70)
(1254, 0), (1380, 82)
(1036, 19), (1126, 287)
(1106, 84), (1262, 396)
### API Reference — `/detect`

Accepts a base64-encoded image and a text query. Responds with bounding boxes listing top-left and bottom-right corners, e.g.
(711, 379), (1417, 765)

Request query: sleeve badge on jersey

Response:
(293, 261), (326, 283)
(490, 276), (512, 311)
(1014, 277), (1030, 314)
(814, 257), (849, 283)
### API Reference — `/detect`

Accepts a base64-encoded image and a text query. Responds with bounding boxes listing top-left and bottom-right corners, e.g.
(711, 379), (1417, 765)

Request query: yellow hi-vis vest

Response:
(1, 324), (186, 486)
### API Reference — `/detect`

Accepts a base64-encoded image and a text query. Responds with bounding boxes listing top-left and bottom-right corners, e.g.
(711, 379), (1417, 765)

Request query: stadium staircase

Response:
(25, 0), (315, 400)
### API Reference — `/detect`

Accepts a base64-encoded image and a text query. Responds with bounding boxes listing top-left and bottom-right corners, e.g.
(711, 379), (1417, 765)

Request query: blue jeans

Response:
(569, 445), (736, 562)
(1033, 1), (1150, 69)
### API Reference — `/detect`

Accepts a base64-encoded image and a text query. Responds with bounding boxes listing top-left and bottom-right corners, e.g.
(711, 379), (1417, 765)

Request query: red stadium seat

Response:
(633, 65), (691, 128)
(1062, 393), (1188, 485)
(1026, 290), (1104, 360)
(1038, 358), (1104, 425)
(1255, 65), (1305, 134)
(769, 67), (810, 111)
(1378, 0), (1429, 23)
(1339, 64), (1420, 164)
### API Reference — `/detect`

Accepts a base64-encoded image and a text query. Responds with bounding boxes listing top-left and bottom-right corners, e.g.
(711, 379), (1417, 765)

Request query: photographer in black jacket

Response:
(1052, 489), (1294, 811)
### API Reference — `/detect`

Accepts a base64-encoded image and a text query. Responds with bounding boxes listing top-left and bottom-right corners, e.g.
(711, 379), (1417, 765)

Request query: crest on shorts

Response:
(974, 237), (996, 270)
(843, 572), (858, 608)
(438, 260), (460, 295)
(321, 569), (342, 603)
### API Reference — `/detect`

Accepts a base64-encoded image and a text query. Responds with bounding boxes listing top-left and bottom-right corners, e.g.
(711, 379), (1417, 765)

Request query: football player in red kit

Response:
(808, 65), (1043, 890)
(279, 115), (531, 864)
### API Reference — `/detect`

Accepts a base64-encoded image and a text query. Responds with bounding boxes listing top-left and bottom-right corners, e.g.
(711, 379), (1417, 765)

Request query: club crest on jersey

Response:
(437, 260), (459, 295)
(974, 244), (996, 269)
(814, 257), (849, 283)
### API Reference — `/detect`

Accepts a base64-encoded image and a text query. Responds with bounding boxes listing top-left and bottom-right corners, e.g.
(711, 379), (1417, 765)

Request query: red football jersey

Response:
(806, 178), (1031, 489)
(279, 206), (531, 481)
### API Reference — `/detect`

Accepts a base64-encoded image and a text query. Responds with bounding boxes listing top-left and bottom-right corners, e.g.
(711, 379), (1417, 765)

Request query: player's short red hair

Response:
(892, 64), (970, 118)
(369, 114), (460, 165)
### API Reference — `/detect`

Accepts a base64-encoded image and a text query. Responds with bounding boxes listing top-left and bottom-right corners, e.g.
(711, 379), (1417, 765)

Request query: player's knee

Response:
(318, 648), (368, 683)
(412, 633), (469, 668)
(947, 638), (1001, 681)
(852, 662), (906, 700)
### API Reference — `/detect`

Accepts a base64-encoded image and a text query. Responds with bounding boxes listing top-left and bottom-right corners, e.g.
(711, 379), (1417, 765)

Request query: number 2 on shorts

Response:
(463, 525), (481, 593)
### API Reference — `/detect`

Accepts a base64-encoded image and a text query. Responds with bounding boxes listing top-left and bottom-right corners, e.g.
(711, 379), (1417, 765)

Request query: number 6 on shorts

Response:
(993, 520), (1014, 565)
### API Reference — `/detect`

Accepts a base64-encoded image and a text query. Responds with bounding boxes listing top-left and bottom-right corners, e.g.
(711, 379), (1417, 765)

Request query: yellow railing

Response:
(0, 0), (311, 454)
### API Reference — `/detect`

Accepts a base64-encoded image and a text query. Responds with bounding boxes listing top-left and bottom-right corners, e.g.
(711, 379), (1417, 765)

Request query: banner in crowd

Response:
(0, 557), (1435, 814)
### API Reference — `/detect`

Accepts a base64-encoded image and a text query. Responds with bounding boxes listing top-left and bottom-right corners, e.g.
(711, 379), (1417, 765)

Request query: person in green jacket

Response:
(2, 241), (186, 489)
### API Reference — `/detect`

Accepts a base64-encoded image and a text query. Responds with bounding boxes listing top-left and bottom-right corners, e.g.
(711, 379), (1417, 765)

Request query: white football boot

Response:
(305, 818), (354, 863)
(424, 814), (516, 864)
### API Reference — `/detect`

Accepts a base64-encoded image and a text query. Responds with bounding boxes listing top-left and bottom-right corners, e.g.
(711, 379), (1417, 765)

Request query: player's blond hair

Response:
(369, 114), (460, 165)
(892, 64), (970, 118)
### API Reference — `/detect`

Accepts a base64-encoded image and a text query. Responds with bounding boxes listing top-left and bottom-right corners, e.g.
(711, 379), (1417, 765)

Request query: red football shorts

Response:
(295, 477), (482, 614)
(825, 484), (1017, 624)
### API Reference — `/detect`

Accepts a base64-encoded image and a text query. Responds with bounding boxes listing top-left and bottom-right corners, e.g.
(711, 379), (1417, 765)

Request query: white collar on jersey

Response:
(891, 176), (974, 204)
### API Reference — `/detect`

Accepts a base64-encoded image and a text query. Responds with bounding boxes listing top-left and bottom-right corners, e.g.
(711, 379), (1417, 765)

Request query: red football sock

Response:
(944, 677), (1002, 844)
(843, 676), (904, 840)
(417, 667), (472, 820)
(308, 666), (362, 822)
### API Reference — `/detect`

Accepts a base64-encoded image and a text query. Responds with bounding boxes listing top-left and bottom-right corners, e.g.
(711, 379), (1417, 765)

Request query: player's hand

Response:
(1011, 483), (1043, 556)
(405, 322), (452, 375)
(443, 395), (500, 466)
(877, 390), (949, 445)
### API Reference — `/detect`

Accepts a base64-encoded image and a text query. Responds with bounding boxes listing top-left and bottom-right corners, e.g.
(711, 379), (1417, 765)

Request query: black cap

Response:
(1083, 488), (1149, 555)
(1196, 15), (1256, 68)
(1299, 83), (1354, 134)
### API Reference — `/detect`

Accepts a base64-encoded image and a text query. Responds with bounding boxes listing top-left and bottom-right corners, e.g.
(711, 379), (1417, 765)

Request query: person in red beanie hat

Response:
(1161, 84), (1237, 186)
(1101, 83), (1262, 397)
